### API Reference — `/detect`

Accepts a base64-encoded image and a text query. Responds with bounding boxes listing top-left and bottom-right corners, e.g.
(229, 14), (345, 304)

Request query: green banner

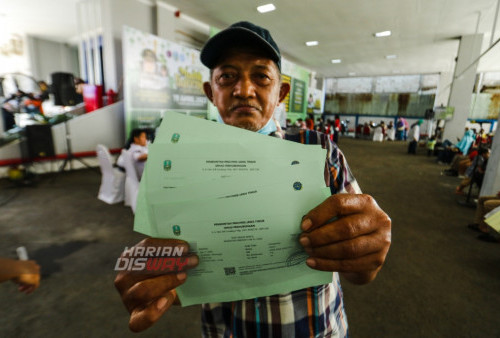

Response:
(122, 26), (209, 137)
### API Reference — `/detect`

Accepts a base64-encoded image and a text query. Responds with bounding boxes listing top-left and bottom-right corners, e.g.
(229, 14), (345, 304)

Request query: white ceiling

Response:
(165, 0), (500, 77)
(1, 0), (499, 78)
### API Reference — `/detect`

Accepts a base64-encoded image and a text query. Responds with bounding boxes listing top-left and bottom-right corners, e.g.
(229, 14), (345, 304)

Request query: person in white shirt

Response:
(127, 129), (148, 178)
(408, 120), (423, 154)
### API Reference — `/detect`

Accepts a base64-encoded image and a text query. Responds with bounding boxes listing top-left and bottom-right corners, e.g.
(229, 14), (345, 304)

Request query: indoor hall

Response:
(1, 0), (500, 337)
(1, 138), (499, 337)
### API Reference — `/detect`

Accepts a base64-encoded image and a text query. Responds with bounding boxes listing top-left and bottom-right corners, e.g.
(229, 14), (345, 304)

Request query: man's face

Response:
(203, 48), (290, 131)
(134, 132), (147, 147)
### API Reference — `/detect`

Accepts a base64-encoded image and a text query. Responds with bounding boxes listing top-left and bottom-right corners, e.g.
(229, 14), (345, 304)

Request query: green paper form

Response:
(134, 112), (334, 306)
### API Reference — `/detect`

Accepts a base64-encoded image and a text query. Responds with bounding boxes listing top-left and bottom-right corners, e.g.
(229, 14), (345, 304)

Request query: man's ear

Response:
(203, 82), (214, 103)
(278, 82), (291, 104)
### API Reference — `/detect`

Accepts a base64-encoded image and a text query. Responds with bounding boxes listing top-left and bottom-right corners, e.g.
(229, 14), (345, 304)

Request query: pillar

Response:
(442, 34), (483, 141)
(434, 71), (453, 107)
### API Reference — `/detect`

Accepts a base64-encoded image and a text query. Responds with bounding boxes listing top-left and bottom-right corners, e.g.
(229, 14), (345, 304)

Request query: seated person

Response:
(455, 147), (490, 194)
(372, 121), (385, 142)
(355, 123), (363, 138)
(468, 191), (500, 243)
(427, 137), (436, 156)
(362, 122), (371, 139)
(117, 128), (149, 179)
(437, 129), (475, 164)
(385, 121), (395, 141)
(443, 149), (476, 176)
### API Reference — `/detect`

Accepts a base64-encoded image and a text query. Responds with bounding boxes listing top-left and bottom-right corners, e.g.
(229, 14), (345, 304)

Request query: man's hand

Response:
(13, 260), (40, 294)
(299, 194), (391, 285)
(114, 238), (199, 332)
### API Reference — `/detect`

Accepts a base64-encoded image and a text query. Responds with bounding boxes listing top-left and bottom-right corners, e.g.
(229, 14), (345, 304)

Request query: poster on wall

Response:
(291, 78), (306, 113)
(123, 26), (209, 135)
(280, 58), (310, 121)
(307, 88), (324, 114)
(434, 106), (455, 120)
(281, 74), (292, 112)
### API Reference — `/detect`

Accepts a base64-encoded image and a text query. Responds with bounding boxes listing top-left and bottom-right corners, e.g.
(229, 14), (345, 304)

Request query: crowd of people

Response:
(291, 113), (498, 244)
(286, 114), (343, 143)
(353, 120), (398, 142)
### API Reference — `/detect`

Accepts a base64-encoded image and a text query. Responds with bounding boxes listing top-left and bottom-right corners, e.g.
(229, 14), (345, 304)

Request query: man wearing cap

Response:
(115, 21), (391, 337)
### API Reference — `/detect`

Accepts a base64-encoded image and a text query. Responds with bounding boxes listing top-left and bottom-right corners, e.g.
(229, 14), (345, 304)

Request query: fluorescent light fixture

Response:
(257, 3), (276, 13)
(331, 59), (342, 64)
(374, 30), (391, 37)
(392, 70), (401, 74)
(348, 72), (356, 76)
(386, 54), (397, 59)
(305, 41), (319, 46)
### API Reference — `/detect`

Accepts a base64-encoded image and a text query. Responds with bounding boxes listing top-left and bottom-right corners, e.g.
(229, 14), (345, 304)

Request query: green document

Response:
(155, 112), (295, 146)
(144, 142), (325, 193)
(133, 112), (334, 305)
(485, 206), (500, 233)
(151, 179), (332, 306)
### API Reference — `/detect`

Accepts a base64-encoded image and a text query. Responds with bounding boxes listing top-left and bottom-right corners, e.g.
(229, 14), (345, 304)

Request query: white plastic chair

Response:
(122, 149), (140, 213)
(373, 127), (384, 142)
(96, 144), (125, 204)
(386, 128), (396, 141)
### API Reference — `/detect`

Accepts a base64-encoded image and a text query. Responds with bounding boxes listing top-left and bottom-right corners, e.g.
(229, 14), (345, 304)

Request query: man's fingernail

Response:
(301, 218), (312, 231)
(156, 297), (168, 310)
(177, 272), (187, 281)
(299, 236), (310, 247)
(306, 258), (316, 267)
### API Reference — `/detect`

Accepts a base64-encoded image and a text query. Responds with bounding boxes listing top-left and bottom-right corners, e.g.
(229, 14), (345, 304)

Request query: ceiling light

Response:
(386, 54), (397, 59)
(374, 30), (391, 37)
(305, 41), (319, 46)
(348, 72), (356, 76)
(392, 70), (401, 74)
(257, 4), (276, 13)
(331, 59), (342, 64)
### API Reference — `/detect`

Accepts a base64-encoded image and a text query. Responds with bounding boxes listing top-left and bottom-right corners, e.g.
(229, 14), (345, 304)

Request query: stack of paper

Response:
(135, 112), (333, 306)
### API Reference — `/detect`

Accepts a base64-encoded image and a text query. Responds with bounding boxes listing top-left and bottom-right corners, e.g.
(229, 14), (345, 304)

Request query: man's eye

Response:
(217, 73), (237, 84)
(220, 73), (236, 79)
(254, 74), (271, 84)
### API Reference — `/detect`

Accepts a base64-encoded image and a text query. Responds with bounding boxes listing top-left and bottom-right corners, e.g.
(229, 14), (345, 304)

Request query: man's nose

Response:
(233, 76), (256, 98)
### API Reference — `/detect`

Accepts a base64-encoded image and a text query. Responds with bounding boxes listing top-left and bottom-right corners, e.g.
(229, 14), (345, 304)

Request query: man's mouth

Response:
(230, 104), (261, 114)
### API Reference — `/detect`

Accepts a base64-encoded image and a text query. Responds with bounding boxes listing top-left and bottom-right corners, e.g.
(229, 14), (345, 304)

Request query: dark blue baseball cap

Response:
(200, 21), (281, 71)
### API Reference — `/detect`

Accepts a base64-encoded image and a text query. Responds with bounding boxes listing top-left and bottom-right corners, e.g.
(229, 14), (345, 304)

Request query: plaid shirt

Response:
(201, 129), (360, 338)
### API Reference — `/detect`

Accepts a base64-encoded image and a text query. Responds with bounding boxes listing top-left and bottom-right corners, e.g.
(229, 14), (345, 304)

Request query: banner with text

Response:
(123, 26), (209, 136)
(281, 58), (310, 122)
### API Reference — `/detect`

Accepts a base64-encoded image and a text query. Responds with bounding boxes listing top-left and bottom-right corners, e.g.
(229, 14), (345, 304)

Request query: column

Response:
(434, 71), (453, 107)
(442, 34), (483, 141)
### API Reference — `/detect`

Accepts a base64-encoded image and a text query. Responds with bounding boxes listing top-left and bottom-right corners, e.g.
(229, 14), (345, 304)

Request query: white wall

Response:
(100, 0), (154, 92)
(27, 36), (80, 82)
(156, 1), (209, 49)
